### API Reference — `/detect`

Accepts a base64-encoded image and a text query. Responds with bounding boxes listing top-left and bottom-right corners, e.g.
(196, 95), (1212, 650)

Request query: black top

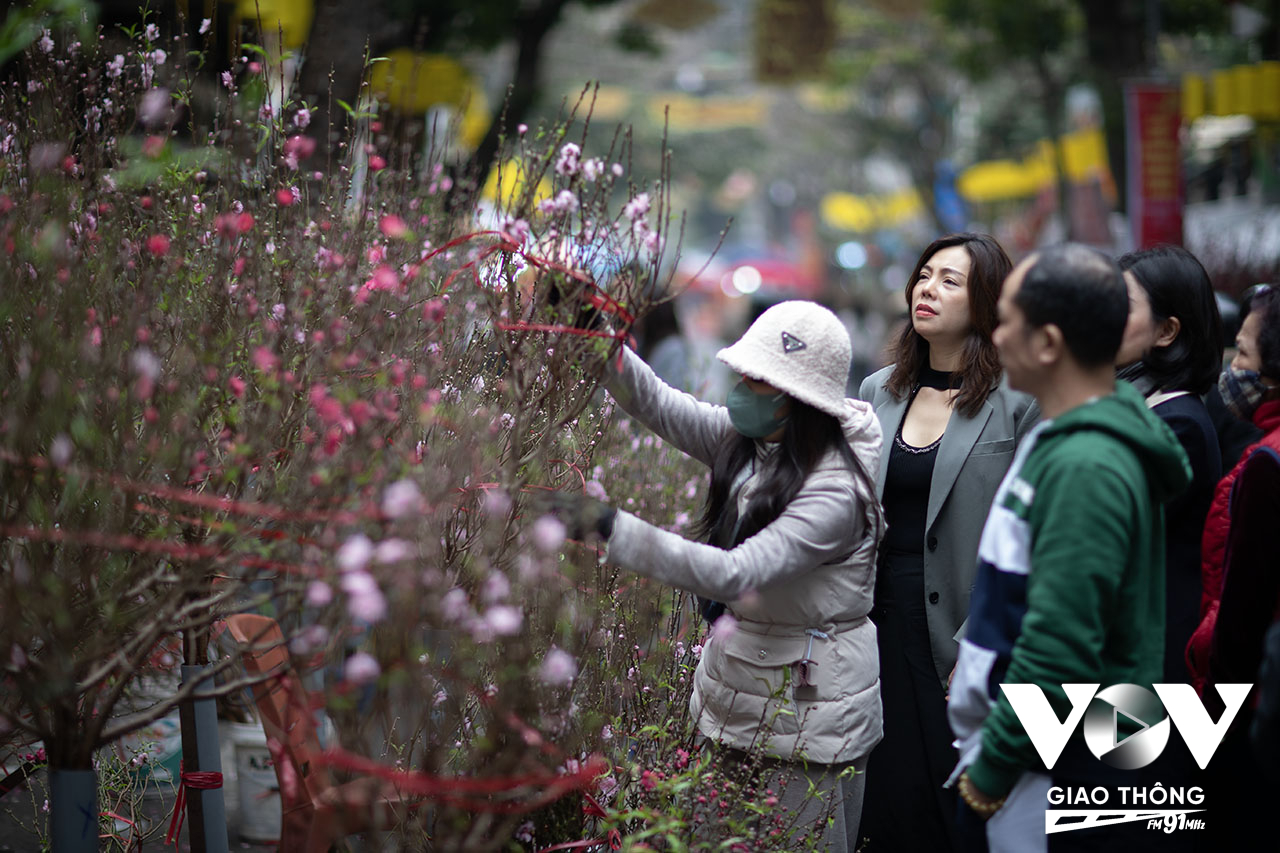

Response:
(1152, 393), (1221, 683)
(918, 365), (956, 391)
(882, 406), (941, 556)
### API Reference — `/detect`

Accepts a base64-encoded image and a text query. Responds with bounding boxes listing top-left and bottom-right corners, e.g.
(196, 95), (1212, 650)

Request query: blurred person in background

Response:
(840, 296), (890, 395)
(1115, 245), (1223, 685)
(858, 233), (1038, 852)
(633, 297), (691, 391)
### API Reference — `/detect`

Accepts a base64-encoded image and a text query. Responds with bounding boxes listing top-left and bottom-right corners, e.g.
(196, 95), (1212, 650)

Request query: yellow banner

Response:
(820, 128), (1112, 232)
(645, 93), (770, 130)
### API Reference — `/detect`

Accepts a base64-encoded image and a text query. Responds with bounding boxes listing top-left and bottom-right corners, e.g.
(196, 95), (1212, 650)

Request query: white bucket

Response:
(226, 721), (281, 843)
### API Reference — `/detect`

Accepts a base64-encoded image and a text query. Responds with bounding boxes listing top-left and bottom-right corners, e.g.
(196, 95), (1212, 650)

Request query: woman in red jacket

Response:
(1187, 283), (1280, 691)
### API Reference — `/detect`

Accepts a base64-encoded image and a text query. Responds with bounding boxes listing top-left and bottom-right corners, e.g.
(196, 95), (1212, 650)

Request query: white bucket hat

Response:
(717, 300), (852, 419)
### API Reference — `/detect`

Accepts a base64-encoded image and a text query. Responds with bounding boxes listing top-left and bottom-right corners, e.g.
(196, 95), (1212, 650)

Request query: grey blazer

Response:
(858, 365), (1039, 688)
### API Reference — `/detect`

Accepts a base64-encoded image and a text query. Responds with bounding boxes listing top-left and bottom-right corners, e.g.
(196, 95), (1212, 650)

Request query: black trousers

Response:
(861, 550), (960, 852)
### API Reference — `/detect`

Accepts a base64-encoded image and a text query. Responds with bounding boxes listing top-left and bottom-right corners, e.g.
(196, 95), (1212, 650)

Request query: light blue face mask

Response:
(727, 380), (790, 439)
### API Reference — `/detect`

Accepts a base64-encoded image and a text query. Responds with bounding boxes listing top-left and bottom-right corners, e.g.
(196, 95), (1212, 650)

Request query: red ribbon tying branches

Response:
(99, 809), (140, 849)
(0, 449), (377, 526)
(262, 664), (613, 814)
(493, 320), (634, 374)
(528, 791), (623, 851)
(306, 744), (609, 814)
(419, 229), (640, 371)
(165, 761), (223, 846)
(0, 523), (318, 576)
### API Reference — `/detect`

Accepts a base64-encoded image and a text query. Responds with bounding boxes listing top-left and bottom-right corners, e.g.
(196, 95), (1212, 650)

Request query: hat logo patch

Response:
(781, 331), (807, 353)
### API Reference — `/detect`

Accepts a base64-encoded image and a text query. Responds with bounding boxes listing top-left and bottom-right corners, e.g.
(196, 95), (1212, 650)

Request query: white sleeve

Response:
(604, 346), (733, 467)
(606, 476), (863, 600)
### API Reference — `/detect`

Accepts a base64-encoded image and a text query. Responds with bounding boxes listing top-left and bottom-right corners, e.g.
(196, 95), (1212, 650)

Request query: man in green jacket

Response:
(947, 244), (1191, 851)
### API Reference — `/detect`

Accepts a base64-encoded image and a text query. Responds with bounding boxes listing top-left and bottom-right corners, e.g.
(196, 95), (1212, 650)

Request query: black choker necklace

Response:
(918, 364), (957, 391)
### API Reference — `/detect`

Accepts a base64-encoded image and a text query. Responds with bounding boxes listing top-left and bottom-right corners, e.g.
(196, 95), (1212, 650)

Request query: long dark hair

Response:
(1118, 246), (1224, 395)
(885, 233), (1010, 418)
(693, 397), (880, 550)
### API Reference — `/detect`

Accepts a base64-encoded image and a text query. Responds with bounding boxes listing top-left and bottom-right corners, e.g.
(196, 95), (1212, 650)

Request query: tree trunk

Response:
(295, 0), (387, 169)
(1033, 57), (1073, 241)
(1264, 0), (1280, 60)
(1079, 0), (1150, 215)
(455, 0), (570, 208)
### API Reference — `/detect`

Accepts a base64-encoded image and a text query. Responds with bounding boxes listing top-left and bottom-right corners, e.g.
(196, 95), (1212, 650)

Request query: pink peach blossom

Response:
(344, 651), (380, 684)
(382, 479), (423, 518)
(347, 588), (387, 623)
(530, 516), (565, 553)
(374, 538), (413, 563)
(379, 214), (408, 238)
(336, 534), (373, 572)
(483, 605), (522, 636)
(251, 346), (278, 372)
(306, 580), (333, 606)
(539, 648), (577, 686)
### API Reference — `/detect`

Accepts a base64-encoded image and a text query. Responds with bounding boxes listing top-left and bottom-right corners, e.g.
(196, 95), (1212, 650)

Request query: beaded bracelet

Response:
(958, 772), (1006, 820)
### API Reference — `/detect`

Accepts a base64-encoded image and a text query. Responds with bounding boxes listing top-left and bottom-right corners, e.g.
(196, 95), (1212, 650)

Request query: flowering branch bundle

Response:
(0, 15), (845, 852)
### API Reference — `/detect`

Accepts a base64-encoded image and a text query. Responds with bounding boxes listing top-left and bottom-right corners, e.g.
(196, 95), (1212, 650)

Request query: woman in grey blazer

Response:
(857, 233), (1038, 852)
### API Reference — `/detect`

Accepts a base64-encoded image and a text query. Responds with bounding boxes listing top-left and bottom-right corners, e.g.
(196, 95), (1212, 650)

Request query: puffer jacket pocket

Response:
(706, 629), (838, 702)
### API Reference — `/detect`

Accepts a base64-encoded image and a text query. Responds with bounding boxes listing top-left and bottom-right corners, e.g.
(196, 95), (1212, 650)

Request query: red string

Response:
(532, 792), (622, 851)
(130, 502), (321, 547)
(0, 523), (318, 576)
(0, 449), (378, 526)
(583, 287), (635, 326)
(418, 230), (639, 332)
(165, 761), (223, 847)
(99, 810), (137, 847)
(493, 321), (628, 341)
(307, 745), (607, 807)
(547, 460), (587, 493)
(492, 321), (635, 373)
(581, 790), (609, 818)
(419, 230), (513, 266)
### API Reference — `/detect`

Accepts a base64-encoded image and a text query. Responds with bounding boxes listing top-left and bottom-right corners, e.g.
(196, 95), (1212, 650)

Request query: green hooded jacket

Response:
(952, 380), (1192, 798)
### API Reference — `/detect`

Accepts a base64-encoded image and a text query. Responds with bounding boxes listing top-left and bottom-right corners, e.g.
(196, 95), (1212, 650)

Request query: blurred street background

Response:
(149, 0), (1280, 391)
(72, 0), (1280, 395)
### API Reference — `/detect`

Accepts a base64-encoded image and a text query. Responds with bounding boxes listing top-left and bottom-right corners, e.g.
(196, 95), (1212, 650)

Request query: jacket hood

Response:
(1044, 380), (1191, 503)
(839, 397), (884, 476)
